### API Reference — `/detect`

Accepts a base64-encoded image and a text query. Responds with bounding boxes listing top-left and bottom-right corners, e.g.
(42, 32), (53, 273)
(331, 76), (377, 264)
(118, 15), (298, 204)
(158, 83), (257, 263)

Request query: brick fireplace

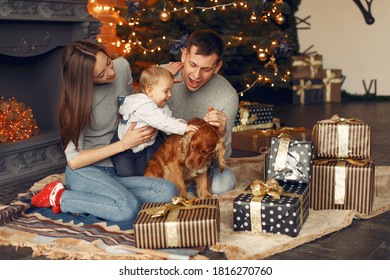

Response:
(0, 0), (101, 198)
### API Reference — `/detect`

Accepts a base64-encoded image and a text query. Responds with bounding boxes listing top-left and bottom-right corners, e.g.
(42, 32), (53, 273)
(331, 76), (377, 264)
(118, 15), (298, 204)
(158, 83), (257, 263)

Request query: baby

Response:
(111, 65), (198, 176)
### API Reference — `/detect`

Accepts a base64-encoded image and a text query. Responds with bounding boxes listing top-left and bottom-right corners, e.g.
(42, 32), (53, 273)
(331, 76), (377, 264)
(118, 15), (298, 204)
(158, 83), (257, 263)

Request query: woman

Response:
(31, 41), (178, 225)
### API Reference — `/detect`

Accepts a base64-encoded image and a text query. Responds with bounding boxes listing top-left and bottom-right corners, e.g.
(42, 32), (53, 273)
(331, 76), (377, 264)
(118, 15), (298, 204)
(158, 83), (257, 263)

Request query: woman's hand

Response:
(120, 123), (156, 151)
(68, 123), (156, 170)
(164, 62), (184, 82)
(203, 106), (227, 138)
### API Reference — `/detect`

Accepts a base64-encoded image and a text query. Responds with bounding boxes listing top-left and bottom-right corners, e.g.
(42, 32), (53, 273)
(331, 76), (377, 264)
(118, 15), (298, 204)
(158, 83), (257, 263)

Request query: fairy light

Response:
(87, 0), (127, 53)
(87, 0), (291, 95)
(0, 97), (39, 143)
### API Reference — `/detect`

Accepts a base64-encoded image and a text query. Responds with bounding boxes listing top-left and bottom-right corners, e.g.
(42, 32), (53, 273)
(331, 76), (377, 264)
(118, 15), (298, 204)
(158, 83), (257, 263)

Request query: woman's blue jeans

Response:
(61, 165), (178, 224)
(61, 160), (236, 225)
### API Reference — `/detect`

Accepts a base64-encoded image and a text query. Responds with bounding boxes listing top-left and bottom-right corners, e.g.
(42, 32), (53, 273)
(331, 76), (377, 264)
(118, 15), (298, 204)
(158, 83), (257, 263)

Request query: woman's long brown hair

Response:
(58, 40), (108, 151)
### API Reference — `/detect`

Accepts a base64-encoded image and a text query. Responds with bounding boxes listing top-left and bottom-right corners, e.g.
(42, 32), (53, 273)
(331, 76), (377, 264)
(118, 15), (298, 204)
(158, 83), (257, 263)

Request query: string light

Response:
(0, 97), (39, 143)
(88, 0), (291, 95)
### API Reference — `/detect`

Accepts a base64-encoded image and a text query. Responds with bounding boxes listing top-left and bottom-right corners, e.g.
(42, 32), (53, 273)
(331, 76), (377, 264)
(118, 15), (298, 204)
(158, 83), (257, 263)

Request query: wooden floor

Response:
(0, 101), (389, 260)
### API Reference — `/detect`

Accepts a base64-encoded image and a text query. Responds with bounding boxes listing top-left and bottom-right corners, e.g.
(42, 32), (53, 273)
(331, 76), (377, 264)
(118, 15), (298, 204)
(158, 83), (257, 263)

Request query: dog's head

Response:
(179, 118), (226, 173)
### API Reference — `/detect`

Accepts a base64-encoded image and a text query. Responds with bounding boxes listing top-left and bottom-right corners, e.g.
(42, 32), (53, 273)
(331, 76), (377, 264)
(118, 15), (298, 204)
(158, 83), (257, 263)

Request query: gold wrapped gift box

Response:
(232, 127), (308, 153)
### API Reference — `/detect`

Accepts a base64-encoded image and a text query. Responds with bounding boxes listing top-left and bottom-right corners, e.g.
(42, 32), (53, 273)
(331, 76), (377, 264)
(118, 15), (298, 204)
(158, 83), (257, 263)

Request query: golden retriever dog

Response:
(144, 117), (226, 199)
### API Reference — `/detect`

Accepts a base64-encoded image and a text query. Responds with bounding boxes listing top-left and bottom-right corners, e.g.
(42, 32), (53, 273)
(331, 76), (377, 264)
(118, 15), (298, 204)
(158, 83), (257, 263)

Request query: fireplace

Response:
(0, 0), (101, 198)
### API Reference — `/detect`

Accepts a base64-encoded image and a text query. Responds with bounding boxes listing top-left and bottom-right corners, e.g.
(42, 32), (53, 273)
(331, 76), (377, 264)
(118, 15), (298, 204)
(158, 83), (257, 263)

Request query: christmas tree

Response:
(116, 0), (301, 99)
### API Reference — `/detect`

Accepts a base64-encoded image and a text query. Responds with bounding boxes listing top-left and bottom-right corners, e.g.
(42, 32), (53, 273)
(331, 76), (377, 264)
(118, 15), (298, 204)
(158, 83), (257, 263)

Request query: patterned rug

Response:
(1, 156), (389, 260)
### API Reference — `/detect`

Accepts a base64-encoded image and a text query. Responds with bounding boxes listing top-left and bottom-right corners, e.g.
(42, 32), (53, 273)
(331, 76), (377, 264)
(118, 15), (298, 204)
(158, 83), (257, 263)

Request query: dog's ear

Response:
(179, 131), (194, 163)
(214, 137), (226, 173)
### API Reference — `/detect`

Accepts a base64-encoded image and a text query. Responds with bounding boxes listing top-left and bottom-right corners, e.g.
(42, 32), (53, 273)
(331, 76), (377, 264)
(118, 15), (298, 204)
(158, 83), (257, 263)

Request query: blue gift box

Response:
(291, 79), (324, 104)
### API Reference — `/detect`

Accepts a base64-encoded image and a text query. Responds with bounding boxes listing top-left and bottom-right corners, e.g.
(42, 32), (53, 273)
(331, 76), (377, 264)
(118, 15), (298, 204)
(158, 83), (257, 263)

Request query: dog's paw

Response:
(198, 190), (213, 199)
(178, 191), (189, 200)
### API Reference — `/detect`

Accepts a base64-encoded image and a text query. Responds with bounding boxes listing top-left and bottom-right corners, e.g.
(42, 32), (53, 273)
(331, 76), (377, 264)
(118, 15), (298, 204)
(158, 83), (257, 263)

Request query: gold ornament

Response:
(250, 12), (257, 23)
(265, 55), (279, 74)
(275, 13), (285, 25)
(261, 14), (270, 23)
(257, 50), (269, 62)
(159, 9), (171, 22)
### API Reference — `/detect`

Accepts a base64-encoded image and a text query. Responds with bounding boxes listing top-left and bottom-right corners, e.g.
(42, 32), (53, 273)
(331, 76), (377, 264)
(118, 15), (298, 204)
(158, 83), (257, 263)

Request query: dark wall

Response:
(0, 47), (63, 132)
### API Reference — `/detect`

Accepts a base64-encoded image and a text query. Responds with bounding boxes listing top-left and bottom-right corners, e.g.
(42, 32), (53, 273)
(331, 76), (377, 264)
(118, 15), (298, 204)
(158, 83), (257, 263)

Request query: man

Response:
(166, 29), (239, 195)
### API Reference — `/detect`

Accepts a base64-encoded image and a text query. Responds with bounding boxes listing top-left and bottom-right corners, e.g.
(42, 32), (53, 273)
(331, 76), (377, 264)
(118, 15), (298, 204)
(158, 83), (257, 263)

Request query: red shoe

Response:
(51, 206), (62, 214)
(31, 180), (65, 211)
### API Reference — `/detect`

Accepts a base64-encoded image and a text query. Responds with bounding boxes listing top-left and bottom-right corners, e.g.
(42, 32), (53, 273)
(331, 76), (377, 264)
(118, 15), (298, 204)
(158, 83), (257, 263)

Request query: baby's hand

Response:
(185, 124), (199, 133)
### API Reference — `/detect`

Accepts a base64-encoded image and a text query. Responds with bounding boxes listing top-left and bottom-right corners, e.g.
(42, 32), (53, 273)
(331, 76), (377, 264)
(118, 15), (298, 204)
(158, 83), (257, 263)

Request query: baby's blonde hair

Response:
(139, 65), (174, 93)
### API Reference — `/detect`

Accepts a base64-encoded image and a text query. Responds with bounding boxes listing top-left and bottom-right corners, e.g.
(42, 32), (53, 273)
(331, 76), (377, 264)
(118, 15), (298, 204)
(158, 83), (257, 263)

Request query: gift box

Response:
(134, 197), (220, 249)
(291, 79), (324, 104)
(282, 181), (310, 224)
(232, 127), (308, 153)
(310, 159), (375, 215)
(322, 69), (343, 103)
(233, 179), (309, 237)
(266, 134), (313, 184)
(312, 114), (371, 159)
(291, 54), (323, 79)
(233, 102), (274, 131)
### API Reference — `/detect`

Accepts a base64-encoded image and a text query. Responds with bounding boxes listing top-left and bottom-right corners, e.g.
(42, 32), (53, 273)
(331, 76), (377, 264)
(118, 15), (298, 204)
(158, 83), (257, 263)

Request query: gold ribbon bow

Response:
(245, 179), (303, 232)
(239, 100), (259, 106)
(239, 107), (259, 126)
(259, 126), (307, 139)
(323, 70), (343, 102)
(233, 105), (273, 132)
(313, 157), (372, 167)
(292, 79), (324, 104)
(292, 54), (322, 79)
(318, 114), (364, 125)
(246, 179), (284, 232)
(248, 178), (284, 199)
(142, 197), (205, 218)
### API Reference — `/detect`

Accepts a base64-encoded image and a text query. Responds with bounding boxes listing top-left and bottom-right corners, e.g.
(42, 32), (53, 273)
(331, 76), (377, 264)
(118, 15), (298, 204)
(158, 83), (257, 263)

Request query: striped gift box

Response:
(310, 160), (375, 215)
(312, 115), (371, 159)
(134, 198), (220, 249)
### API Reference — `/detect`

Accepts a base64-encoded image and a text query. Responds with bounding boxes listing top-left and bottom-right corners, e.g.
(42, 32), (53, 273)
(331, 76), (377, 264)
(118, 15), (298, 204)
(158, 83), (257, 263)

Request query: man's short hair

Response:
(186, 29), (226, 63)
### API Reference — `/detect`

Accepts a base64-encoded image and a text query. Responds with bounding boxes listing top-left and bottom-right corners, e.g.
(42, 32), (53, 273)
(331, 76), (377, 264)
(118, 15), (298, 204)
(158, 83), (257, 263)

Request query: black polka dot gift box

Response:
(233, 102), (274, 131)
(233, 179), (309, 237)
(266, 134), (313, 184)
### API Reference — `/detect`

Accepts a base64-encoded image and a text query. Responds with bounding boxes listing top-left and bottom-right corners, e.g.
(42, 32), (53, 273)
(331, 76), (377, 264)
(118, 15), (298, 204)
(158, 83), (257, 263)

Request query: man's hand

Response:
(204, 106), (227, 137)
